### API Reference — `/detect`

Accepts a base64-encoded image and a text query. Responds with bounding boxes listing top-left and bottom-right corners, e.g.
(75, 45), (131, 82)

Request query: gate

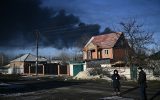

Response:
(73, 64), (83, 76)
(130, 64), (137, 80)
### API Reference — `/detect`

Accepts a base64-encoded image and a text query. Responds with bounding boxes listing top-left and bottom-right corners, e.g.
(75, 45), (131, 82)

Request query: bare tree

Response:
(149, 41), (160, 76)
(0, 52), (10, 66)
(58, 51), (71, 64)
(120, 18), (154, 52)
(120, 18), (154, 67)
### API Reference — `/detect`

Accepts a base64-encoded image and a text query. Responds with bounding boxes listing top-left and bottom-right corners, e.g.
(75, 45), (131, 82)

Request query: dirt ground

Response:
(0, 77), (160, 100)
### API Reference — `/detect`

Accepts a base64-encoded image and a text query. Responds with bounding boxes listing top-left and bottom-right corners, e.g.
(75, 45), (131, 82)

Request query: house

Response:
(8, 53), (47, 74)
(83, 32), (133, 79)
(83, 32), (130, 65)
(8, 53), (80, 76)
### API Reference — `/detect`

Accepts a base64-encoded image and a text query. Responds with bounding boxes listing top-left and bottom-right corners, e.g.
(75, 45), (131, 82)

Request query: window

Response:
(104, 49), (108, 54)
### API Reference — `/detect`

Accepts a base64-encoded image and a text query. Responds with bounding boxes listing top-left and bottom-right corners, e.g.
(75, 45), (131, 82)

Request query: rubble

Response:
(101, 75), (112, 81)
(73, 71), (111, 80)
(73, 71), (100, 79)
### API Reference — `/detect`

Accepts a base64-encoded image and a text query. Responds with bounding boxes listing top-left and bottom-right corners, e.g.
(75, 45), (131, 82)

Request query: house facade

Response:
(83, 32), (130, 64)
(9, 53), (47, 74)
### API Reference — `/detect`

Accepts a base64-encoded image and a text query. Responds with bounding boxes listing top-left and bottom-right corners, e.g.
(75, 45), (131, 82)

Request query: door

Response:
(73, 64), (83, 76)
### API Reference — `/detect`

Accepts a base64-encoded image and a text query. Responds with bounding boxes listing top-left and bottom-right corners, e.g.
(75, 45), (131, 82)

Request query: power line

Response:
(39, 27), (95, 45)
(34, 24), (99, 48)
(40, 23), (78, 31)
(41, 26), (97, 35)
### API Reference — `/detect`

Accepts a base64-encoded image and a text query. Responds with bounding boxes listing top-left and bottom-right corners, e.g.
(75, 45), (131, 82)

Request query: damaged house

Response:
(83, 32), (130, 65)
(83, 32), (135, 79)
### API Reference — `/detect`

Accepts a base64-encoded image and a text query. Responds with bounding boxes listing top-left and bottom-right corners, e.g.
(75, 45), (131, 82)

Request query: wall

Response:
(8, 61), (24, 74)
(83, 43), (97, 60)
(113, 48), (128, 62)
(92, 50), (97, 59)
(102, 66), (156, 80)
(8, 66), (24, 74)
(83, 51), (87, 60)
(10, 61), (23, 68)
(142, 69), (155, 80)
(102, 48), (113, 59)
(103, 67), (131, 79)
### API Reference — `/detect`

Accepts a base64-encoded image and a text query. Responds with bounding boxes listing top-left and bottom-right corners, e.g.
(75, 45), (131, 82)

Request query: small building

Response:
(8, 53), (47, 74)
(8, 54), (71, 76)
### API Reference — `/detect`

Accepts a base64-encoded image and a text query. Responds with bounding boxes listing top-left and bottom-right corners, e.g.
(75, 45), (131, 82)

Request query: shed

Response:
(9, 53), (47, 74)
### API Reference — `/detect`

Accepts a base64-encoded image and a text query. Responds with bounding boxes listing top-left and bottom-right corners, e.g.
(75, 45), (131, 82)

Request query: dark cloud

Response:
(0, 0), (53, 48)
(42, 0), (160, 39)
(0, 0), (100, 49)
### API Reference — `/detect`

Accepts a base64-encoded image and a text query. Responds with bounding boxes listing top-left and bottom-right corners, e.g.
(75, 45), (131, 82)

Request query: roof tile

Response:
(88, 32), (122, 48)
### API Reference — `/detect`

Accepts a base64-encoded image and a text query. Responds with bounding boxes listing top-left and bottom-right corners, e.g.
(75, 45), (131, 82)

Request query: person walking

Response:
(111, 69), (121, 95)
(138, 67), (147, 100)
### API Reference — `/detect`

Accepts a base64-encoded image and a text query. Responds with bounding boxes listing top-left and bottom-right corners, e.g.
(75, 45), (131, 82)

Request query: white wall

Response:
(103, 67), (131, 79)
(102, 66), (156, 80)
(69, 64), (74, 76)
(143, 69), (156, 80)
(83, 62), (87, 71)
(8, 64), (24, 74)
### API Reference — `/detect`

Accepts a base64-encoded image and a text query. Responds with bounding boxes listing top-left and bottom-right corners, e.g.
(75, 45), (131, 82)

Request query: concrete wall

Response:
(103, 67), (131, 79)
(8, 67), (24, 74)
(102, 65), (156, 80)
(69, 64), (74, 76)
(143, 69), (156, 80)
(8, 61), (24, 74)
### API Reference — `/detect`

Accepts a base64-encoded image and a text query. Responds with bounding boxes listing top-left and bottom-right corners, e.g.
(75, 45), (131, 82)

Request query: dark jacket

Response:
(138, 70), (147, 86)
(111, 74), (120, 88)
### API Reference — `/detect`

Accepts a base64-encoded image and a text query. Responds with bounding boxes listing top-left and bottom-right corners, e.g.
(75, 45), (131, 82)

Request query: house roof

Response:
(11, 53), (47, 62)
(85, 32), (123, 49)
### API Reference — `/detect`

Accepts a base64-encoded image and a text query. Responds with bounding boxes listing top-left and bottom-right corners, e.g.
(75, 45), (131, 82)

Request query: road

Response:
(0, 79), (160, 100)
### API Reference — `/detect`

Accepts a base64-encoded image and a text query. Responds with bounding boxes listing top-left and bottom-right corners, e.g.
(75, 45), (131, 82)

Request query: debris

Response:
(73, 71), (111, 80)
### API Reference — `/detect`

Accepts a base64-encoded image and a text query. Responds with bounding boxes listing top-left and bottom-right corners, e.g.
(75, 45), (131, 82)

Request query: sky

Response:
(0, 0), (160, 57)
(42, 0), (160, 39)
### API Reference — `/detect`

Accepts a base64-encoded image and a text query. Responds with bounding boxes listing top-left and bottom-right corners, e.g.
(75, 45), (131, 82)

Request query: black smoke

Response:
(0, 0), (100, 49)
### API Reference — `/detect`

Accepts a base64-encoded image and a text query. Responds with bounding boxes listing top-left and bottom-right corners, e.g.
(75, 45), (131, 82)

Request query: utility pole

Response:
(0, 54), (4, 66)
(1, 55), (3, 66)
(35, 30), (39, 76)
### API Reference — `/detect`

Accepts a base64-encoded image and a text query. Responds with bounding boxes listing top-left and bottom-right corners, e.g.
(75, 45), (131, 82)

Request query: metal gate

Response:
(130, 64), (137, 80)
(73, 64), (83, 76)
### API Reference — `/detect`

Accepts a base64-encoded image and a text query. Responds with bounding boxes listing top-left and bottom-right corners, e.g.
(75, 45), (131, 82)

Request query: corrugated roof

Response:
(11, 53), (47, 62)
(11, 54), (29, 62)
(85, 32), (122, 48)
